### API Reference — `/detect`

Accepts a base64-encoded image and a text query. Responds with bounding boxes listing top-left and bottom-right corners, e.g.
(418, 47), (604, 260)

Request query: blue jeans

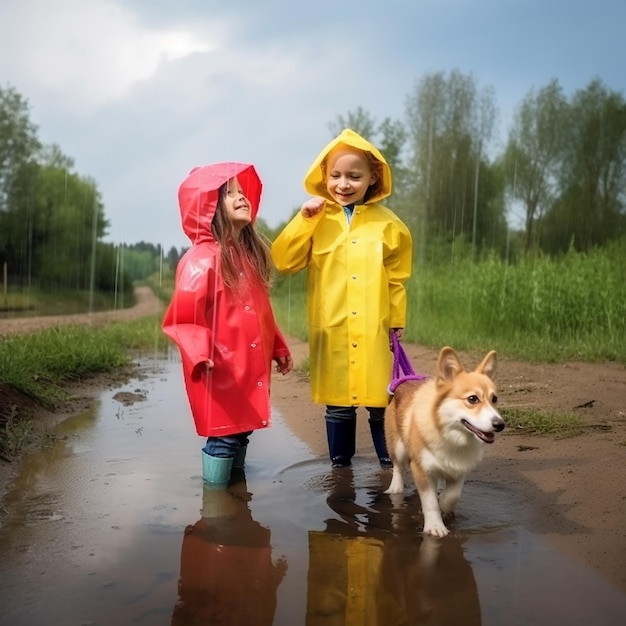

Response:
(202, 432), (251, 458)
(325, 405), (385, 424)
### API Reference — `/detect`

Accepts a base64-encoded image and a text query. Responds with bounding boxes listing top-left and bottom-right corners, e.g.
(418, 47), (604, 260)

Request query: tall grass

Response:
(0, 316), (168, 407)
(271, 237), (626, 363)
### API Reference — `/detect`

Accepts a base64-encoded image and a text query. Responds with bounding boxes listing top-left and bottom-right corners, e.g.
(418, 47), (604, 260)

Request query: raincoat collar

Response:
(178, 162), (262, 245)
(303, 128), (392, 205)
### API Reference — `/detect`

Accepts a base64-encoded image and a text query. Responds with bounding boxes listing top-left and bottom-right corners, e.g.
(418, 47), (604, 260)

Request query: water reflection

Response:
(1, 358), (624, 625)
(306, 468), (481, 625)
(172, 477), (288, 625)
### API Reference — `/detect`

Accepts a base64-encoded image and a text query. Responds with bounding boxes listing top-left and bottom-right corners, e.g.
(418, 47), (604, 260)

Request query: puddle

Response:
(0, 357), (624, 625)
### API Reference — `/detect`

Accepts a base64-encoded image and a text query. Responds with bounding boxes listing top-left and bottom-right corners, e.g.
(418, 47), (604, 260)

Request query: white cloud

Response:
(1, 0), (214, 111)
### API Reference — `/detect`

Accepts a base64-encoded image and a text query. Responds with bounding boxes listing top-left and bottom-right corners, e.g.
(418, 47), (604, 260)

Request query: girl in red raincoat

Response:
(163, 163), (293, 485)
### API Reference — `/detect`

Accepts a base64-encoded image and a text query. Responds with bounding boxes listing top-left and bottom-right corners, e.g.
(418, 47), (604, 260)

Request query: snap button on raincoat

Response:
(163, 163), (290, 437)
(271, 130), (412, 407)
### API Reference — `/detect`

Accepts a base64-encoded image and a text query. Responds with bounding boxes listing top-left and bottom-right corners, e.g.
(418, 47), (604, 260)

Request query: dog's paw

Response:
(423, 522), (449, 538)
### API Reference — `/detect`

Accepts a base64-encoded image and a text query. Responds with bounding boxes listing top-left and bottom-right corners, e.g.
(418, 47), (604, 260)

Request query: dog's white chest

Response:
(421, 443), (483, 479)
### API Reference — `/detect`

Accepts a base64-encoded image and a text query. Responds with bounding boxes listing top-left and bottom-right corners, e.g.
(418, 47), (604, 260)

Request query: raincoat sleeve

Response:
(387, 220), (413, 329)
(271, 211), (321, 274)
(273, 325), (291, 359)
(162, 246), (217, 376)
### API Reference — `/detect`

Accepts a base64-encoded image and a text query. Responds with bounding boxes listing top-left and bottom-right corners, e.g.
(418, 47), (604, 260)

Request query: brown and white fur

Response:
(384, 346), (504, 537)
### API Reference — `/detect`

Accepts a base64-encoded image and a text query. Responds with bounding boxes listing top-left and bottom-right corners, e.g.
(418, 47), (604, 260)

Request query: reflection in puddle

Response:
(0, 357), (624, 625)
(172, 480), (286, 625)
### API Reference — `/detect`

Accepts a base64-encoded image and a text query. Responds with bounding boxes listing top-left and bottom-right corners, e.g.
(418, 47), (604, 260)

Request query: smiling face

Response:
(223, 176), (252, 233)
(324, 147), (378, 206)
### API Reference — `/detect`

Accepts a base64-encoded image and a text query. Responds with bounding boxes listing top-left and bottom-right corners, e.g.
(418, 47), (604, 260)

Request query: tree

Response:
(0, 84), (125, 292)
(328, 106), (377, 140)
(546, 78), (626, 252)
(0, 86), (41, 263)
(0, 86), (41, 214)
(166, 246), (182, 271)
(501, 79), (567, 253)
(404, 70), (504, 252)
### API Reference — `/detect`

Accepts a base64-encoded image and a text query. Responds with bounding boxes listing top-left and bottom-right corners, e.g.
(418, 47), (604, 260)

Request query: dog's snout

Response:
(493, 416), (505, 432)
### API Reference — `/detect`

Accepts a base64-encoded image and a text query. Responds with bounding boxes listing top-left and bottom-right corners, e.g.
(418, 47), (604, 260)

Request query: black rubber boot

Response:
(325, 419), (356, 467)
(368, 416), (392, 468)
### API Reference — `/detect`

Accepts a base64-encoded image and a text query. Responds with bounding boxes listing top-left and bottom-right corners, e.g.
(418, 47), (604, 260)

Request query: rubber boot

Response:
(201, 451), (233, 487)
(232, 445), (247, 471)
(368, 418), (392, 468)
(325, 419), (356, 467)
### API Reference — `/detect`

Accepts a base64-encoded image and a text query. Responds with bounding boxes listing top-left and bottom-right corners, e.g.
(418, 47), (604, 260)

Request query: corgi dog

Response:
(384, 346), (504, 537)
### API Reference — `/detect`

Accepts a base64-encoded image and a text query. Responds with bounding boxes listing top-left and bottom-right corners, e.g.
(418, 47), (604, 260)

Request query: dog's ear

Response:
(437, 346), (463, 382)
(476, 350), (497, 378)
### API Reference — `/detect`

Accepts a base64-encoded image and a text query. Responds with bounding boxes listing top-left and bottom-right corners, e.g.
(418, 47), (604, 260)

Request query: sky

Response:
(1, 0), (624, 251)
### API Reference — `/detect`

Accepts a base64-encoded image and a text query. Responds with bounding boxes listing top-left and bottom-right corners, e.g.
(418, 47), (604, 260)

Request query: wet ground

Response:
(0, 355), (624, 626)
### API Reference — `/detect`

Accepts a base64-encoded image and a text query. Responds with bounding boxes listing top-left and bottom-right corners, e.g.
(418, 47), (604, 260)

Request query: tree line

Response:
(2, 70), (625, 298)
(0, 86), (183, 294)
(318, 71), (626, 261)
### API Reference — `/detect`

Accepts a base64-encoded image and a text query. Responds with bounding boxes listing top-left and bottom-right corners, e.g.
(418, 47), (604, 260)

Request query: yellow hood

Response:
(303, 128), (392, 204)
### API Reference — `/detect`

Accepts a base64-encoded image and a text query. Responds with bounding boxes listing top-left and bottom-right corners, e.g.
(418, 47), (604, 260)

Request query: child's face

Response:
(325, 148), (377, 206)
(223, 176), (252, 232)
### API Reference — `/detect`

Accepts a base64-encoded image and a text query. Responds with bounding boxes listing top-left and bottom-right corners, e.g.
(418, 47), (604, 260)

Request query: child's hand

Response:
(274, 355), (294, 375)
(391, 328), (404, 340)
(192, 359), (214, 380)
(301, 197), (325, 218)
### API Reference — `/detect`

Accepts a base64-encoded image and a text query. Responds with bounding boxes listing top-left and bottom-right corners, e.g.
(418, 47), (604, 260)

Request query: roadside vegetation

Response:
(1, 287), (129, 316)
(0, 314), (167, 457)
(2, 72), (626, 456)
(271, 237), (626, 364)
(0, 315), (167, 407)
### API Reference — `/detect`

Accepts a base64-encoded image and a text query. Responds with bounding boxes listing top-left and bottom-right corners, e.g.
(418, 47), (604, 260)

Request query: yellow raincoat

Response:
(272, 129), (412, 407)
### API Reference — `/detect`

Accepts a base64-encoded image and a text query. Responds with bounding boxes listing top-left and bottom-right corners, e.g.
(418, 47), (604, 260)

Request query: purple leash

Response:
(387, 332), (429, 394)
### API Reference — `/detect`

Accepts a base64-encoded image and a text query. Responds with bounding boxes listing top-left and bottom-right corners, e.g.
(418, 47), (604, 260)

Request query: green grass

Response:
(501, 407), (584, 438)
(0, 315), (168, 408)
(0, 287), (132, 316)
(271, 237), (626, 364)
(0, 404), (32, 456)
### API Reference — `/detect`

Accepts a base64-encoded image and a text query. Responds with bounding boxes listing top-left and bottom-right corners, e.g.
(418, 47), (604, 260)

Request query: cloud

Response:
(1, 0), (214, 111)
(1, 0), (624, 250)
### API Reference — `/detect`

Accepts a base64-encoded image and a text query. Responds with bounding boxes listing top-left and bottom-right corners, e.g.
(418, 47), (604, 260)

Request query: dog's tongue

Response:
(462, 420), (495, 444)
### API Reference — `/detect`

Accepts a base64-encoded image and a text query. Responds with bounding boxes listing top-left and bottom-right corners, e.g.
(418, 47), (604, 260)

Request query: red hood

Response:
(178, 162), (262, 245)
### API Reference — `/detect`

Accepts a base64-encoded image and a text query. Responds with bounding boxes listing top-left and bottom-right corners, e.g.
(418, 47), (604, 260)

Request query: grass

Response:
(501, 407), (584, 438)
(0, 313), (169, 456)
(0, 404), (32, 456)
(0, 287), (130, 316)
(0, 315), (168, 408)
(271, 238), (626, 364)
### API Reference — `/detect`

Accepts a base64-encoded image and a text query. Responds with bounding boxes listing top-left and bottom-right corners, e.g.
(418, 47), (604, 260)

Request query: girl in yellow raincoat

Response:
(271, 129), (412, 467)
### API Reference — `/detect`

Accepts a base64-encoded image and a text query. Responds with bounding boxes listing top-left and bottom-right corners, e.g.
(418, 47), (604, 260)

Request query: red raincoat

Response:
(162, 163), (290, 437)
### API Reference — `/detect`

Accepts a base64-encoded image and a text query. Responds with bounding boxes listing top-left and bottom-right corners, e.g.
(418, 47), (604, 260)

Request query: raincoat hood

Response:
(304, 128), (392, 205)
(178, 162), (262, 245)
